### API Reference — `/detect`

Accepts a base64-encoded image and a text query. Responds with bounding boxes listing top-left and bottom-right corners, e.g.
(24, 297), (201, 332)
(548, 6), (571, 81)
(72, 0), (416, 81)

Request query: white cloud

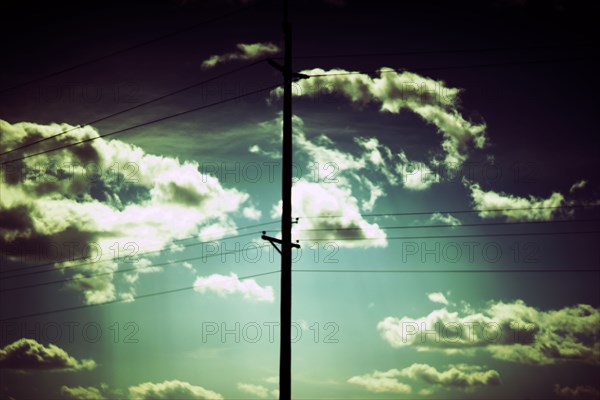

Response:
(0, 120), (250, 304)
(428, 292), (450, 305)
(255, 116), (394, 248)
(61, 385), (106, 400)
(278, 68), (486, 170)
(378, 299), (600, 365)
(291, 180), (388, 248)
(395, 151), (440, 190)
(193, 272), (274, 302)
(129, 380), (223, 400)
(348, 363), (499, 395)
(201, 42), (280, 69)
(243, 205), (262, 220)
(348, 369), (412, 394)
(429, 212), (461, 226)
(237, 383), (270, 398)
(467, 181), (565, 221)
(398, 363), (500, 388)
(0, 339), (96, 371)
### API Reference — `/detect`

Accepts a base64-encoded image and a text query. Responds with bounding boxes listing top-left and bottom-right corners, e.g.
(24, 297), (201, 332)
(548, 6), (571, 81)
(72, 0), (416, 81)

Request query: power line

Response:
(0, 5), (255, 95)
(0, 60), (266, 158)
(0, 222), (278, 278)
(294, 218), (600, 232)
(4, 217), (596, 281)
(0, 83), (280, 166)
(293, 268), (600, 273)
(300, 204), (599, 219)
(0, 245), (271, 293)
(0, 270), (280, 322)
(297, 230), (600, 242)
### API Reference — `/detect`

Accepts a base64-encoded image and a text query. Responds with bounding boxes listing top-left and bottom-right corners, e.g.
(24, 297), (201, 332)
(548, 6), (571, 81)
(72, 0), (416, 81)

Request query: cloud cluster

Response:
(257, 114), (445, 248)
(554, 384), (600, 400)
(193, 272), (274, 302)
(279, 68), (486, 169)
(378, 297), (600, 365)
(0, 120), (251, 304)
(0, 338), (96, 371)
(61, 385), (106, 400)
(348, 363), (500, 394)
(201, 42), (280, 69)
(427, 292), (450, 305)
(428, 212), (461, 226)
(237, 382), (278, 398)
(467, 181), (565, 221)
(129, 380), (223, 400)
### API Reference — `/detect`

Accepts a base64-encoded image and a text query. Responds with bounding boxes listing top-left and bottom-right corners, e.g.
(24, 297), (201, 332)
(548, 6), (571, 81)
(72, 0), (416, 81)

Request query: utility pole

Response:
(264, 1), (308, 397)
(280, 0), (293, 397)
(262, 0), (295, 398)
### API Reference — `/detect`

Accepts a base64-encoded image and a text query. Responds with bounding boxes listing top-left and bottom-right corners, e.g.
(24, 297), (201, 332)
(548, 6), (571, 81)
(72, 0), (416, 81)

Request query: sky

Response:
(1, 0), (599, 399)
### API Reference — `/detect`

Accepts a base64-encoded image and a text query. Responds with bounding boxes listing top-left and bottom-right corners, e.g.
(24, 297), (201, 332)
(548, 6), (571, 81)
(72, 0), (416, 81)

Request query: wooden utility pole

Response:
(280, 0), (293, 396)
(262, 0), (293, 398)
(263, 1), (308, 397)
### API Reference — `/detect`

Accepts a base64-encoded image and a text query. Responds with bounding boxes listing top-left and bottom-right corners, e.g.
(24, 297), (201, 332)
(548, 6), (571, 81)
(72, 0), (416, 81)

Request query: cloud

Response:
(61, 385), (106, 400)
(570, 179), (588, 193)
(290, 180), (388, 248)
(466, 181), (565, 221)
(0, 120), (250, 304)
(237, 383), (271, 398)
(554, 384), (600, 400)
(201, 42), (280, 69)
(278, 68), (486, 169)
(348, 369), (412, 394)
(398, 363), (500, 388)
(428, 292), (449, 305)
(348, 363), (499, 394)
(193, 272), (274, 302)
(242, 205), (262, 220)
(377, 299), (600, 365)
(429, 212), (461, 226)
(255, 115), (404, 248)
(0, 339), (96, 371)
(129, 380), (223, 400)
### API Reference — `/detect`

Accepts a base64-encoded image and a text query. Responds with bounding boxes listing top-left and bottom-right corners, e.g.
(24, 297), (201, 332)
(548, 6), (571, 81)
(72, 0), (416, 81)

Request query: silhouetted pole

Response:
(280, 0), (293, 396)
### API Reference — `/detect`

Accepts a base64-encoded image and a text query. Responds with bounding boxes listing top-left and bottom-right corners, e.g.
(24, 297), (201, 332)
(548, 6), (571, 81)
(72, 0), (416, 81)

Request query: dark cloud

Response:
(0, 338), (96, 371)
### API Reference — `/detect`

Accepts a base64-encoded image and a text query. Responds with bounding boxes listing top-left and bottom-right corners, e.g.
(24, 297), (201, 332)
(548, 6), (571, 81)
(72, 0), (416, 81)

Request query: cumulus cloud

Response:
(429, 212), (461, 226)
(61, 385), (106, 400)
(256, 115), (421, 248)
(129, 380), (223, 400)
(378, 299), (600, 365)
(554, 384), (600, 400)
(242, 205), (262, 220)
(0, 120), (250, 304)
(201, 42), (280, 69)
(348, 369), (412, 394)
(237, 383), (275, 398)
(398, 363), (500, 388)
(348, 363), (499, 394)
(428, 292), (450, 305)
(290, 180), (388, 248)
(467, 181), (566, 221)
(0, 339), (96, 371)
(278, 68), (486, 169)
(193, 272), (274, 302)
